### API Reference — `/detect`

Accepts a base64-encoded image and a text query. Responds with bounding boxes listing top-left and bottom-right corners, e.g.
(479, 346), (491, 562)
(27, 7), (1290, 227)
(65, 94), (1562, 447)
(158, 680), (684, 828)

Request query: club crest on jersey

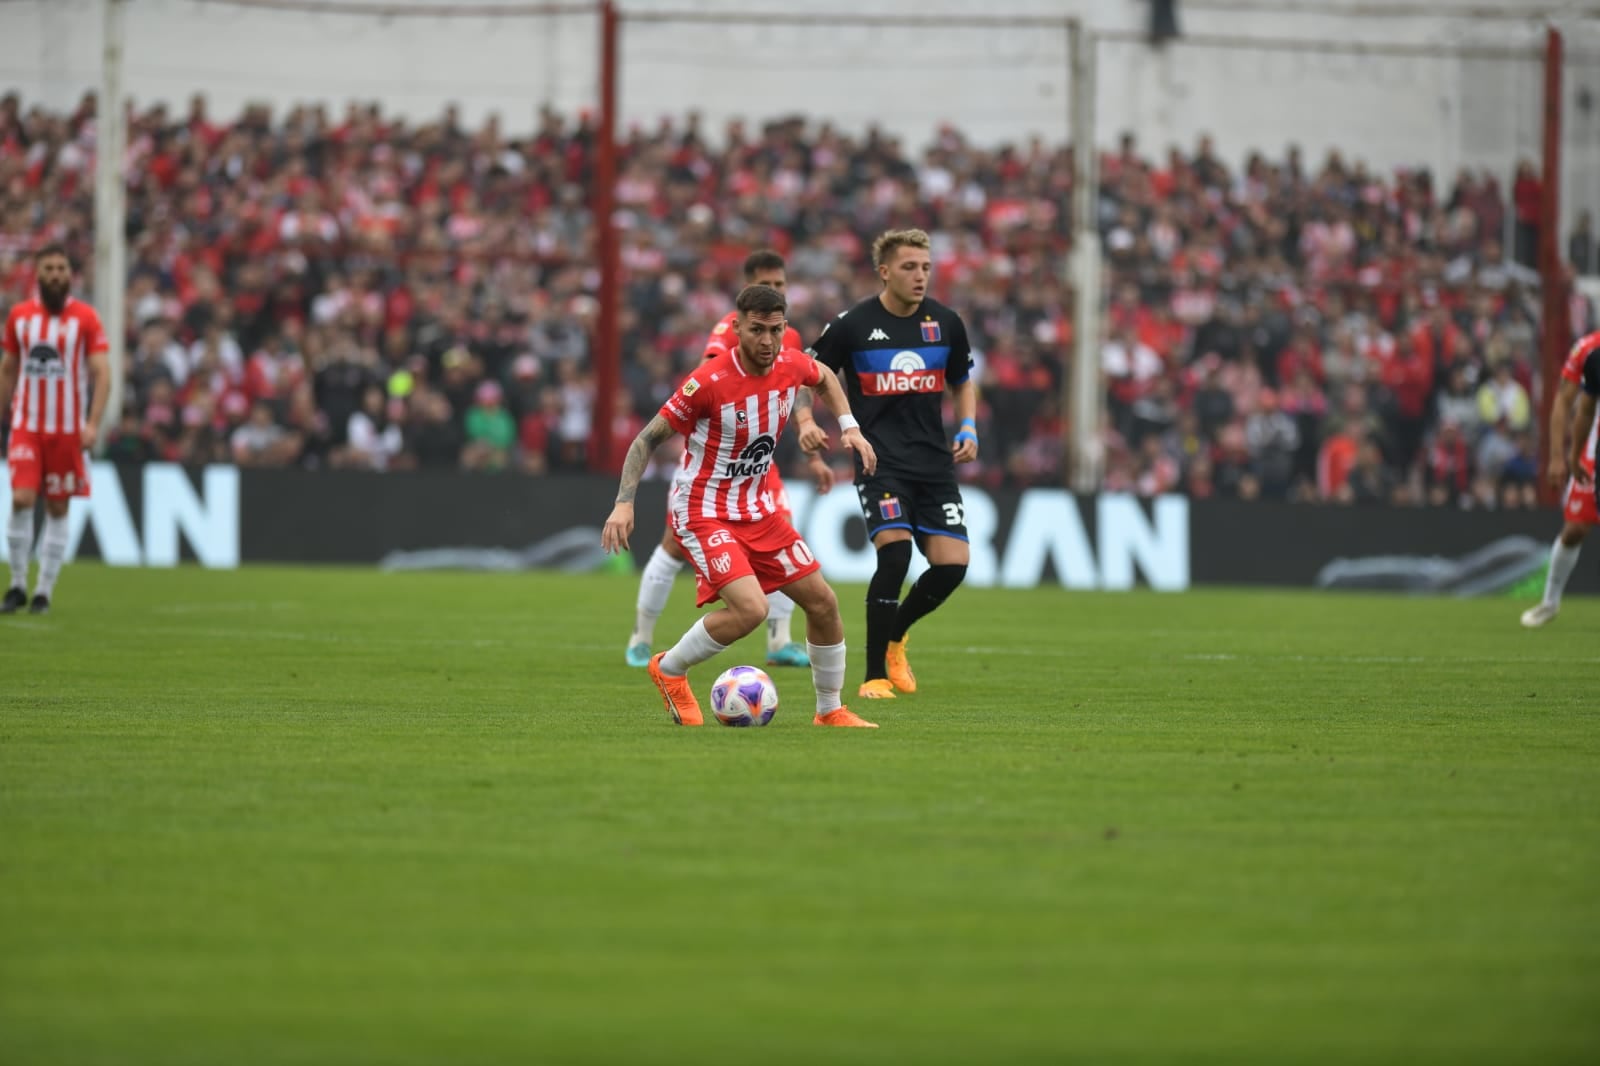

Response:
(709, 553), (732, 575)
(723, 434), (775, 478)
(878, 496), (903, 520)
(920, 319), (941, 343)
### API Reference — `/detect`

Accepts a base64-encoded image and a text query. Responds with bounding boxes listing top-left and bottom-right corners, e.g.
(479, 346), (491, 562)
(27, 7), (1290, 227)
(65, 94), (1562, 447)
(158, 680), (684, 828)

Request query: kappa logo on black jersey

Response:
(724, 434), (775, 478)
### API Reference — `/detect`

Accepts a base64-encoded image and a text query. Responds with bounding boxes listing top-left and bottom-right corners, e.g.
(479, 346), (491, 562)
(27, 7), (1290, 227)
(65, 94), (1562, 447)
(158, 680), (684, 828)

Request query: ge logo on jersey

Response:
(706, 530), (735, 548)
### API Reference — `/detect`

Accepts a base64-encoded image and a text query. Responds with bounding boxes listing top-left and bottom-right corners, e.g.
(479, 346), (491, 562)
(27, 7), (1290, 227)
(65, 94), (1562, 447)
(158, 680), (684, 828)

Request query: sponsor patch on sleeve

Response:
(681, 378), (700, 397)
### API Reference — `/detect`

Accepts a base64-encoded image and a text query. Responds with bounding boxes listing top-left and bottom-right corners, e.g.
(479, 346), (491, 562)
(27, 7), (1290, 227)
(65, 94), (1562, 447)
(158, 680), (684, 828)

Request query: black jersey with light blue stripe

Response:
(808, 294), (972, 479)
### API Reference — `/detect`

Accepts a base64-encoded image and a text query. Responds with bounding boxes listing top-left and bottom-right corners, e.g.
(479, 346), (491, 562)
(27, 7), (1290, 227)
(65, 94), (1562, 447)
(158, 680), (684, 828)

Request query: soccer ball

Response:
(709, 665), (779, 727)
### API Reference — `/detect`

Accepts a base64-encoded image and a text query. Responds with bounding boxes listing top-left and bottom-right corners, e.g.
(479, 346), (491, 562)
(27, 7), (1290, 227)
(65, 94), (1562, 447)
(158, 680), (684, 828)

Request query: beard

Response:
(39, 281), (68, 314)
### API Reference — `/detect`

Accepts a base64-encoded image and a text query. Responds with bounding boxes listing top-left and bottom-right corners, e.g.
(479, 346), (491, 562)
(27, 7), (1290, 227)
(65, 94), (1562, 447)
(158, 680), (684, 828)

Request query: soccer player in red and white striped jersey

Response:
(624, 249), (832, 670)
(602, 283), (879, 728)
(0, 245), (111, 614)
(1521, 328), (1600, 628)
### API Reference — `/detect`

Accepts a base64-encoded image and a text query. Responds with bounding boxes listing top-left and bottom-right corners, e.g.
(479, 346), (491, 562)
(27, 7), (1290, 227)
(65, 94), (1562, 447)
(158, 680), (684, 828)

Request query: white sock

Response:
(765, 590), (795, 650)
(660, 616), (728, 676)
(33, 514), (69, 599)
(1543, 537), (1581, 608)
(809, 640), (846, 715)
(630, 545), (684, 646)
(7, 508), (33, 591)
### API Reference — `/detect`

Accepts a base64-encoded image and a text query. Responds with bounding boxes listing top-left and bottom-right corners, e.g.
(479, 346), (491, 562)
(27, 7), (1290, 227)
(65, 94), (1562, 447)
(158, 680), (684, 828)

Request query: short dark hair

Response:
(742, 249), (786, 279)
(35, 243), (71, 267)
(735, 284), (787, 317)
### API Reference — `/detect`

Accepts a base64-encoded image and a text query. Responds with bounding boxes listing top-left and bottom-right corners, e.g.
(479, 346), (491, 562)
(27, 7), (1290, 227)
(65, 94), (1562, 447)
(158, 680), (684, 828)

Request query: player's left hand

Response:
(952, 420), (978, 464)
(796, 419), (827, 454)
(80, 423), (98, 451)
(807, 453), (835, 494)
(601, 502), (635, 554)
(843, 428), (877, 476)
(1572, 456), (1592, 488)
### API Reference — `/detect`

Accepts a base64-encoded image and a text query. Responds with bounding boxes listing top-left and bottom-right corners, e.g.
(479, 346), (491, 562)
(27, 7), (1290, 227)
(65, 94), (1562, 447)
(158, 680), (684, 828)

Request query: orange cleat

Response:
(647, 653), (703, 726)
(885, 637), (916, 693)
(814, 706), (879, 728)
(857, 679), (896, 700)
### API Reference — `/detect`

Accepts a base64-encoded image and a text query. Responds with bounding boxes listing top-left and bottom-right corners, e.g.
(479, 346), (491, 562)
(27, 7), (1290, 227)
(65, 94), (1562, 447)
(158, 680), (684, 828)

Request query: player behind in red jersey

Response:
(602, 283), (879, 728)
(0, 245), (111, 614)
(624, 249), (834, 670)
(1521, 328), (1600, 627)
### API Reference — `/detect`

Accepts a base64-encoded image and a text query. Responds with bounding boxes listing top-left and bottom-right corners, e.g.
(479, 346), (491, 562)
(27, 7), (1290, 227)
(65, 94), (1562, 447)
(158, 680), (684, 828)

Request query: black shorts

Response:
(855, 472), (968, 544)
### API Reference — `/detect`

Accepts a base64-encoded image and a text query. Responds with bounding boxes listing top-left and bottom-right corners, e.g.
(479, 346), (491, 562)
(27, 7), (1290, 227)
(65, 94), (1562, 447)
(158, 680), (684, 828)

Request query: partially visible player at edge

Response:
(808, 228), (977, 699)
(1522, 328), (1600, 627)
(624, 249), (835, 670)
(0, 245), (111, 614)
(601, 283), (879, 728)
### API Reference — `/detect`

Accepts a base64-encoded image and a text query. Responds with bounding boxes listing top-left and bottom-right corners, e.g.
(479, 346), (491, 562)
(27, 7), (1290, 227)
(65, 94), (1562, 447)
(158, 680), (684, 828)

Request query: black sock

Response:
(865, 598), (899, 681)
(892, 564), (967, 642)
(864, 541), (912, 682)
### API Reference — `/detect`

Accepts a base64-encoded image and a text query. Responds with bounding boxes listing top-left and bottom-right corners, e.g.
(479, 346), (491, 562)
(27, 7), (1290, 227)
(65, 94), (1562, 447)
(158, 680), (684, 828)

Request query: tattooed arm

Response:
(601, 416), (676, 553)
(791, 386), (827, 454)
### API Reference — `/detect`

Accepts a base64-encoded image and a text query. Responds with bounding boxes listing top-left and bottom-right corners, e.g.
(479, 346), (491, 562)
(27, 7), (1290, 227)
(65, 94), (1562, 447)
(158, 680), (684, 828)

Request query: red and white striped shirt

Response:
(1561, 331), (1600, 465)
(660, 348), (821, 524)
(703, 311), (802, 361)
(3, 296), (107, 436)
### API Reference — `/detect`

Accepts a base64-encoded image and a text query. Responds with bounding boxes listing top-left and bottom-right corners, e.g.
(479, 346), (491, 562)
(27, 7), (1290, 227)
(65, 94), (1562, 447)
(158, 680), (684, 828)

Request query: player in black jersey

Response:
(808, 228), (978, 699)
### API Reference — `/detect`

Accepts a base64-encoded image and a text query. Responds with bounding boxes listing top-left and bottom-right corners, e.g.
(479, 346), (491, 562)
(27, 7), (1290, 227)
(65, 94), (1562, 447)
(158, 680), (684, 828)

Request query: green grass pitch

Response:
(1, 565), (1596, 1065)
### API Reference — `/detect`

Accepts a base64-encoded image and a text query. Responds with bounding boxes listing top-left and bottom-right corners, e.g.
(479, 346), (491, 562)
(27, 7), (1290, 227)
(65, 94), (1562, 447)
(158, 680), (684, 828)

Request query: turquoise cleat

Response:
(765, 642), (811, 668)
(624, 642), (652, 668)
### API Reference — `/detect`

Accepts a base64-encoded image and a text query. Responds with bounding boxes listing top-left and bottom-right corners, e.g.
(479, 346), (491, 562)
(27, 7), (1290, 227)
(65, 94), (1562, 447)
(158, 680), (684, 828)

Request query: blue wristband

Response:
(954, 420), (978, 446)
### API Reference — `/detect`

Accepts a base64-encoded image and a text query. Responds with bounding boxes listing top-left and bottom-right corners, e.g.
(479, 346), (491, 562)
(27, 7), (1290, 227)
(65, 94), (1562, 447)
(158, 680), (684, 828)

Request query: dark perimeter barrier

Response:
(4, 463), (1586, 596)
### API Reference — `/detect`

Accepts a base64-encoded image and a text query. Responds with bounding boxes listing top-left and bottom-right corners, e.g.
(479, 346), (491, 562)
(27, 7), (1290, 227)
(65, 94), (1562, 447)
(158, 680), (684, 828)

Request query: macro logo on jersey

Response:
(725, 434), (776, 478)
(853, 346), (950, 396)
(26, 343), (64, 377)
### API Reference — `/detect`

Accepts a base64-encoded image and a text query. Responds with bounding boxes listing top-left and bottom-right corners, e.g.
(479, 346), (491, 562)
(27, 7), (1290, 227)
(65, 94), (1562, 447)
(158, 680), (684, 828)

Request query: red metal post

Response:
(590, 0), (620, 473)
(1537, 26), (1569, 506)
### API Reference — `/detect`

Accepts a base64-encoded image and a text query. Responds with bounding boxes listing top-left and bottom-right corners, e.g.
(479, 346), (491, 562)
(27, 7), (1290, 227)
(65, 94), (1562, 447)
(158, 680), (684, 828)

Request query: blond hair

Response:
(872, 228), (931, 269)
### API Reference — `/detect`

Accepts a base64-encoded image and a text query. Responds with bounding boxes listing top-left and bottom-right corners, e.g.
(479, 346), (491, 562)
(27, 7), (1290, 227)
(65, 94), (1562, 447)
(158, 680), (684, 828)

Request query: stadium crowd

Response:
(1, 91), (1597, 506)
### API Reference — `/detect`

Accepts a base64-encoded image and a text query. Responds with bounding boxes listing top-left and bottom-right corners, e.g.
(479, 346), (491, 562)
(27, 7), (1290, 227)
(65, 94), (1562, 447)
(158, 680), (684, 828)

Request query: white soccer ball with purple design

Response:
(709, 665), (779, 727)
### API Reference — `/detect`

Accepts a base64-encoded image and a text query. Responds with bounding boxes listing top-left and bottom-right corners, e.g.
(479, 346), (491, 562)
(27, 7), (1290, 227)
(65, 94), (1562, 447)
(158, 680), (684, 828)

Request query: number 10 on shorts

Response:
(775, 539), (815, 577)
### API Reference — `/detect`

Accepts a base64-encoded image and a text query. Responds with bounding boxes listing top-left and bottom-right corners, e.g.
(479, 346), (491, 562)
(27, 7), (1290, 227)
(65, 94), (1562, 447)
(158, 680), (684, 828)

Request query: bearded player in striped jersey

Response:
(0, 245), (112, 614)
(602, 284), (879, 728)
(1521, 328), (1600, 627)
(623, 249), (834, 670)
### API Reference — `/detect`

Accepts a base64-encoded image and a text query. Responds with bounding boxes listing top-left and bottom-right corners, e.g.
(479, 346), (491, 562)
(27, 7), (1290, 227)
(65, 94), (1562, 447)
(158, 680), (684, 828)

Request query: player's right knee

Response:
(870, 540), (913, 596)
